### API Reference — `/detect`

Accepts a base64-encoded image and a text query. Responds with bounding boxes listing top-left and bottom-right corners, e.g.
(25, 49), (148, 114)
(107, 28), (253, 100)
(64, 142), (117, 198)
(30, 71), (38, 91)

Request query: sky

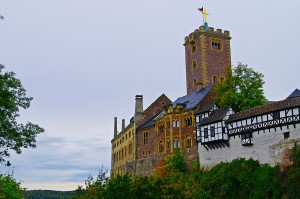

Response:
(0, 0), (299, 191)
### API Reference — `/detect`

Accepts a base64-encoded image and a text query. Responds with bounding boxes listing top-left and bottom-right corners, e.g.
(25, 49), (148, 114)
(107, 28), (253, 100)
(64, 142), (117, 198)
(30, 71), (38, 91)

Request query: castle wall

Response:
(199, 123), (300, 168)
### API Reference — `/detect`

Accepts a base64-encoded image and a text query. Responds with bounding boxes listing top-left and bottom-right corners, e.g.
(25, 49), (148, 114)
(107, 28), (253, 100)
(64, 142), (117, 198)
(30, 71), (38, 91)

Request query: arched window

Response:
(159, 140), (164, 152)
(173, 138), (180, 149)
(192, 60), (197, 69)
(220, 77), (225, 82)
(213, 76), (218, 83)
(166, 139), (170, 150)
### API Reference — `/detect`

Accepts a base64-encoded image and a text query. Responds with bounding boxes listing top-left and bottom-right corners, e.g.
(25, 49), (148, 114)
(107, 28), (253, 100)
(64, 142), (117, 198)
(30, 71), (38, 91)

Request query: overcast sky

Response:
(0, 0), (299, 191)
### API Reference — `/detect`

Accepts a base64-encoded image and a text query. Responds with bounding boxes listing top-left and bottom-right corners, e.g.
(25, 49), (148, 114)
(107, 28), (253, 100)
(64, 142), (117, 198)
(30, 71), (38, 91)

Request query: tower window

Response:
(220, 77), (225, 82)
(193, 79), (197, 87)
(191, 45), (197, 53)
(211, 38), (222, 50)
(192, 60), (197, 69)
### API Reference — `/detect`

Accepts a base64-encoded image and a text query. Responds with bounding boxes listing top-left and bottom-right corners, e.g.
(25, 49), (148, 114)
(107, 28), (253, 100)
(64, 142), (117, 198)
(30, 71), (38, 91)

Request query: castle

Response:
(111, 18), (300, 176)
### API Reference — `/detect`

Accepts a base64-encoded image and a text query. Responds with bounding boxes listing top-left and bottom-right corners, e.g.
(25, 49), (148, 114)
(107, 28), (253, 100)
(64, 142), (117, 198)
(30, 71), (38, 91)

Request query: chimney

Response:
(135, 95), (143, 115)
(114, 117), (117, 137)
(122, 119), (125, 131)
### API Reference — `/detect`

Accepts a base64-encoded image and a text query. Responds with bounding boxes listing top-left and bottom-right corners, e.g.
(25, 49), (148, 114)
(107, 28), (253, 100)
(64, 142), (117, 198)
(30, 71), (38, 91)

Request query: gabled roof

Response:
(200, 107), (230, 126)
(227, 97), (300, 123)
(194, 102), (216, 115)
(173, 84), (215, 111)
(287, 89), (300, 99)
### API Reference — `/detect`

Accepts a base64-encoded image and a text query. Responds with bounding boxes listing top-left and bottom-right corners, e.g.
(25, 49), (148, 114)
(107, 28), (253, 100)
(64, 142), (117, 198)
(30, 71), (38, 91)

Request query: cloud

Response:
(1, 133), (111, 190)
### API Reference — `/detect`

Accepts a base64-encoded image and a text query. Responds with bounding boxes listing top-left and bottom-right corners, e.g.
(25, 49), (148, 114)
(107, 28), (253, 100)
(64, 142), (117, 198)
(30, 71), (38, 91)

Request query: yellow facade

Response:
(111, 123), (135, 176)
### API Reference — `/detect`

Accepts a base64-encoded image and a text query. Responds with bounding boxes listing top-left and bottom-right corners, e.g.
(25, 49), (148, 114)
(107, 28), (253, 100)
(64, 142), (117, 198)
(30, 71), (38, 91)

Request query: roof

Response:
(200, 107), (230, 126)
(173, 84), (215, 111)
(227, 97), (300, 123)
(194, 102), (216, 115)
(137, 113), (161, 130)
(287, 89), (300, 99)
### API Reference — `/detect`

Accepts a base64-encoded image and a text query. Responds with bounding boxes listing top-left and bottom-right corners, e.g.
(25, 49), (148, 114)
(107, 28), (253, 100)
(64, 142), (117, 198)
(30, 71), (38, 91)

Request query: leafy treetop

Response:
(215, 63), (266, 112)
(0, 64), (44, 166)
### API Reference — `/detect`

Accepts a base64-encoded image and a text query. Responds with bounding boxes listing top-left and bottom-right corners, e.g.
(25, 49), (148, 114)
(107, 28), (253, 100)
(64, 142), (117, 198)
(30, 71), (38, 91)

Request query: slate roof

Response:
(172, 84), (215, 111)
(287, 89), (300, 99)
(200, 107), (230, 126)
(227, 97), (300, 123)
(137, 113), (160, 130)
(194, 102), (216, 115)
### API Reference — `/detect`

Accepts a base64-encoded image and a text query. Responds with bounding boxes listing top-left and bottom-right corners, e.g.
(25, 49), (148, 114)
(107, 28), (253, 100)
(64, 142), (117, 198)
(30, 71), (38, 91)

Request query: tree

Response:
(0, 65), (44, 166)
(215, 63), (266, 112)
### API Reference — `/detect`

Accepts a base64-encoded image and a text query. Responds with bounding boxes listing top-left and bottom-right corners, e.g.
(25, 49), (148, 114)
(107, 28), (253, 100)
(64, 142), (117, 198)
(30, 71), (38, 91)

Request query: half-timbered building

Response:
(197, 89), (300, 168)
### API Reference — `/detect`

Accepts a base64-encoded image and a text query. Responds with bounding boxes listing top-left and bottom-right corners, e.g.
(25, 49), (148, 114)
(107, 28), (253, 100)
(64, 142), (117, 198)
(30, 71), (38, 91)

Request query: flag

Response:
(198, 7), (203, 12)
(0, 15), (4, 20)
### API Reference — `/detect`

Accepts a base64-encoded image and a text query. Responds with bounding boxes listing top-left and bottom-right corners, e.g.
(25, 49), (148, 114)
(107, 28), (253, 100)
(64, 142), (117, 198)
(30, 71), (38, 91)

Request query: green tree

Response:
(0, 65), (44, 166)
(0, 173), (25, 199)
(215, 63), (266, 112)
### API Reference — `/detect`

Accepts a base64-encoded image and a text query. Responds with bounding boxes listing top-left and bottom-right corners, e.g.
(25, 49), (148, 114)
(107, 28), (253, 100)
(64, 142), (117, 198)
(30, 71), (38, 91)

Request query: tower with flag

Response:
(184, 8), (232, 94)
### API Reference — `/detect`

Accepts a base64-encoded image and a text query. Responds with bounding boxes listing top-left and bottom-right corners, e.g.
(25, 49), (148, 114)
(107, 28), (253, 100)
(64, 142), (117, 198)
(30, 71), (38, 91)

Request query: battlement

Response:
(184, 26), (230, 45)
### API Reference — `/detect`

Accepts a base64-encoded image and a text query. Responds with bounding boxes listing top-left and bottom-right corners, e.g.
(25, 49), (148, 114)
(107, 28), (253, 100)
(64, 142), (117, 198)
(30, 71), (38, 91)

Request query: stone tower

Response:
(184, 25), (231, 94)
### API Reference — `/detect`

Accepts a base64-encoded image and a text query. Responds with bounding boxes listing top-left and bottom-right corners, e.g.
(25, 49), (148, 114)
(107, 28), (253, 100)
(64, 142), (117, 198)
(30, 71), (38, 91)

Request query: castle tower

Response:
(184, 25), (231, 94)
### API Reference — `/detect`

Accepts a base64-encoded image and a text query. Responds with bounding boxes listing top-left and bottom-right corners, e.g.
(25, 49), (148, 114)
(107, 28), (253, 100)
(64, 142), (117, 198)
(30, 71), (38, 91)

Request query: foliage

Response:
(0, 173), (25, 199)
(281, 143), (300, 199)
(215, 63), (266, 112)
(75, 144), (300, 199)
(0, 65), (44, 166)
(23, 190), (75, 199)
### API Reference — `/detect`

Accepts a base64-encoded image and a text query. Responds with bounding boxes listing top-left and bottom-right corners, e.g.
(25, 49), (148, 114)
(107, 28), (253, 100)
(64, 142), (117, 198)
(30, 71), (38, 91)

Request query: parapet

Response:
(184, 25), (230, 45)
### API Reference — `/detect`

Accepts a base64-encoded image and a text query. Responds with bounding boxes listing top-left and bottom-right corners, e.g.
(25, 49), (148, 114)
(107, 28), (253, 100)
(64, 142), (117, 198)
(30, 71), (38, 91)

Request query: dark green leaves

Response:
(0, 65), (44, 166)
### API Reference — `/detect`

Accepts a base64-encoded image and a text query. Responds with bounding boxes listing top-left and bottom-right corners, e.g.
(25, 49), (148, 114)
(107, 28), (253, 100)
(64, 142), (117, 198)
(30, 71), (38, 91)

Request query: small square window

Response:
(273, 111), (280, 120)
(284, 132), (290, 140)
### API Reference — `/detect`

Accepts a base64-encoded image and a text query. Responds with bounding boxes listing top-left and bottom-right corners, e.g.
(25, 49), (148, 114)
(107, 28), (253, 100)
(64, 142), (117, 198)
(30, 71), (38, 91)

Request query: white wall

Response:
(199, 123), (300, 168)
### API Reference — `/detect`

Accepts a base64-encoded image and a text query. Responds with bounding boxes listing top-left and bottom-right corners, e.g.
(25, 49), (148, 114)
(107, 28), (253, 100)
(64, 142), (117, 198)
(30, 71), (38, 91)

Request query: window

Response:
(167, 139), (170, 149)
(143, 132), (149, 145)
(213, 76), (218, 83)
(167, 121), (170, 128)
(193, 79), (197, 87)
(173, 138), (180, 149)
(211, 38), (222, 50)
(284, 132), (290, 140)
(204, 128), (208, 138)
(173, 120), (180, 128)
(125, 134), (127, 140)
(185, 117), (192, 126)
(220, 77), (225, 82)
(159, 140), (164, 152)
(210, 126), (215, 137)
(129, 131), (131, 137)
(192, 60), (197, 69)
(186, 136), (192, 148)
(129, 143), (132, 154)
(159, 125), (165, 133)
(191, 44), (197, 53)
(241, 132), (253, 146)
(273, 111), (280, 120)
